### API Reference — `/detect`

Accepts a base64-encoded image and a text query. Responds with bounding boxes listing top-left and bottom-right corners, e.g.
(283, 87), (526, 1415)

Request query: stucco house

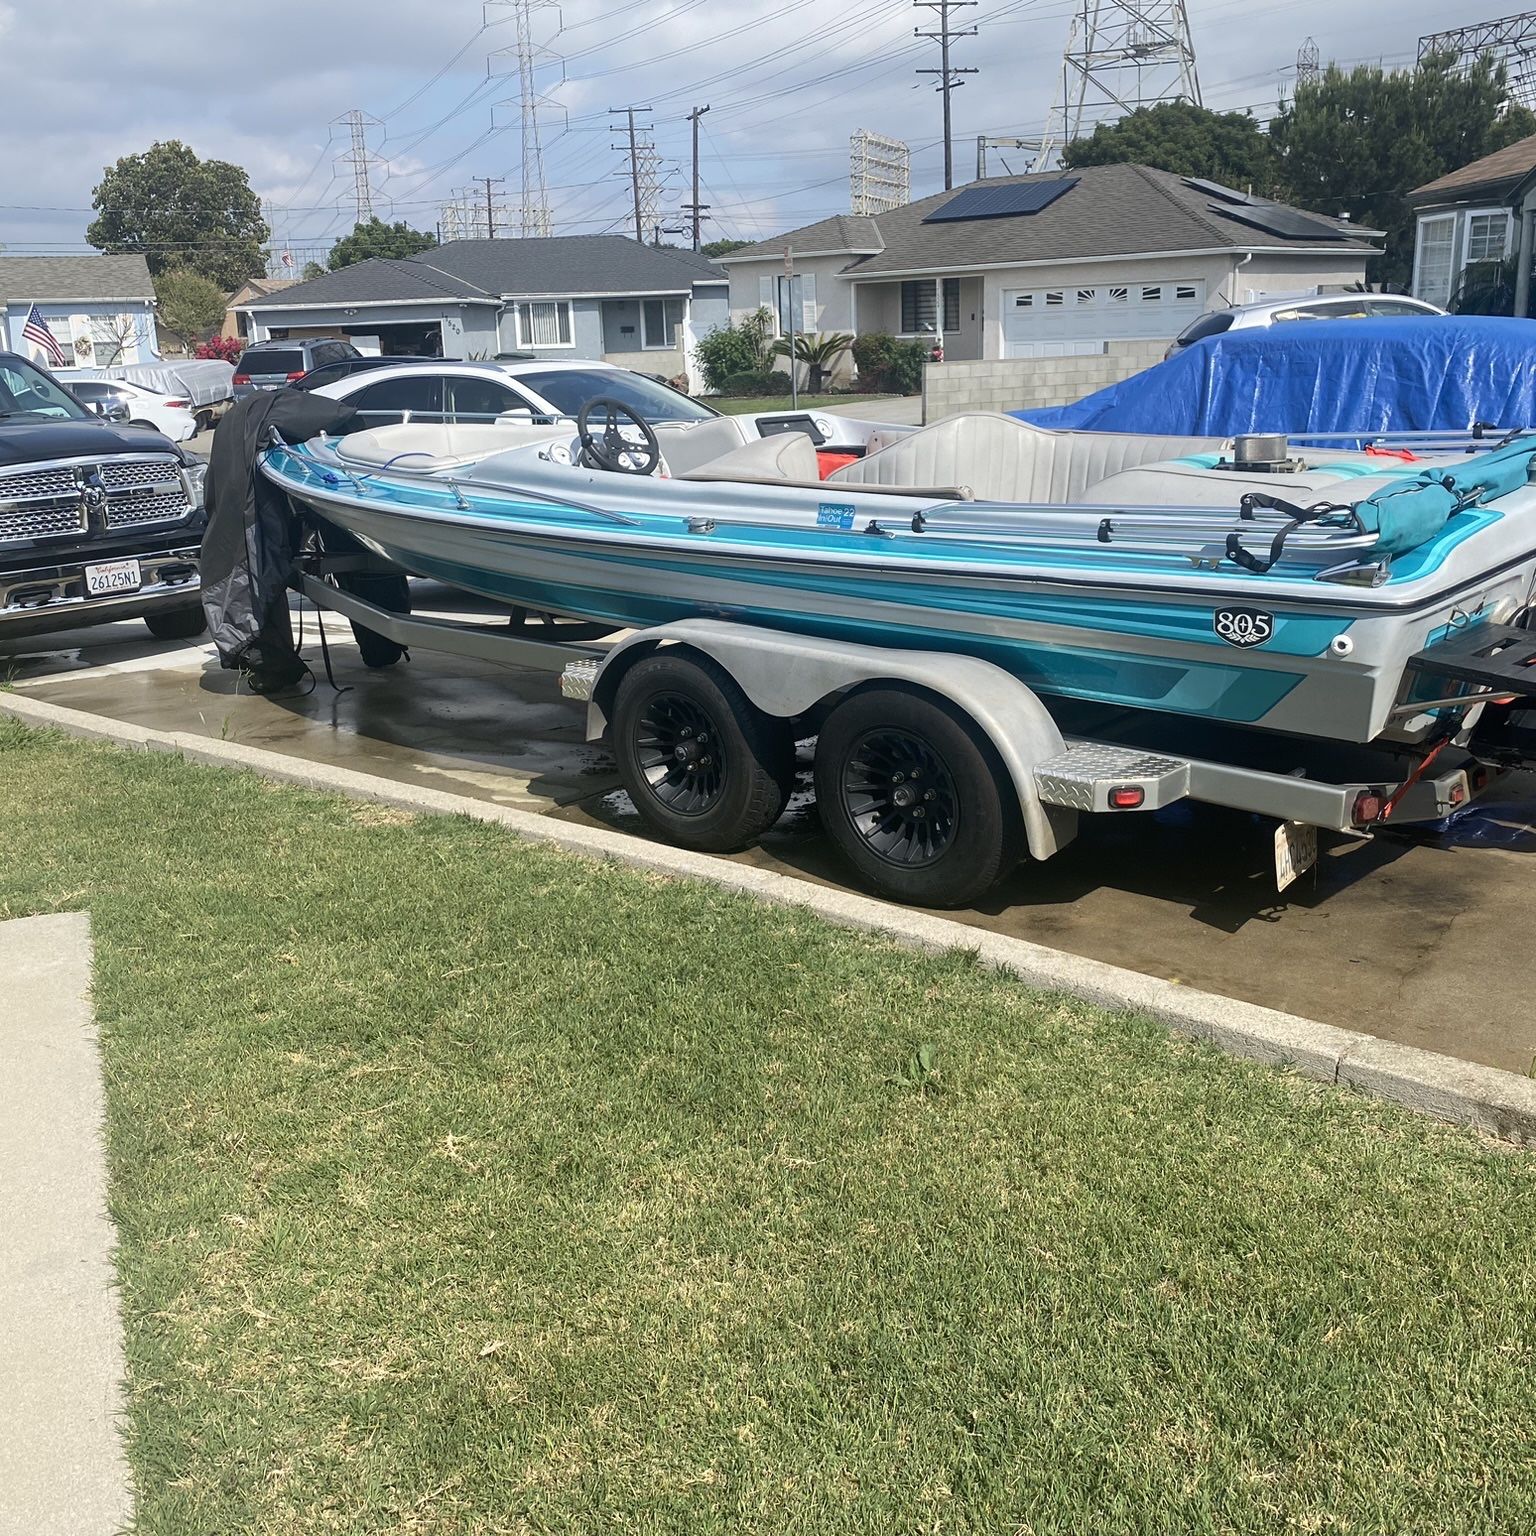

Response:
(719, 164), (1379, 386)
(236, 236), (729, 389)
(0, 255), (157, 368)
(1407, 133), (1536, 311)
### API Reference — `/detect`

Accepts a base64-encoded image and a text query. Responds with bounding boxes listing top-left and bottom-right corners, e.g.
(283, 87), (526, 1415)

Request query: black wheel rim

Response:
(841, 728), (959, 867)
(635, 691), (728, 816)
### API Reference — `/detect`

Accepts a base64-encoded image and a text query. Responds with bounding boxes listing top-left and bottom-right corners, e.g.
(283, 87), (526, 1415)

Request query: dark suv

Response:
(0, 353), (207, 641)
(233, 338), (360, 398)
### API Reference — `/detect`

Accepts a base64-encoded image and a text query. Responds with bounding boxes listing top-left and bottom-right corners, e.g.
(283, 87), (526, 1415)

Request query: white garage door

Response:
(1002, 279), (1207, 358)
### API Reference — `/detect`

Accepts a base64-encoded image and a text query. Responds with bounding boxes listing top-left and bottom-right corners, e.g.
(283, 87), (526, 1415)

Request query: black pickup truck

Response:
(0, 351), (206, 641)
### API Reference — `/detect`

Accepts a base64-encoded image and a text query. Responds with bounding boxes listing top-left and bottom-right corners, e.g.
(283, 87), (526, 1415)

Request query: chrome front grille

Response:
(0, 454), (191, 542)
(0, 503), (87, 541)
(105, 491), (188, 528)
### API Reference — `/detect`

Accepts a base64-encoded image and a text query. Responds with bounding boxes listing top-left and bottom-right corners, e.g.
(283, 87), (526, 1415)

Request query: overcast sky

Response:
(0, 0), (1484, 265)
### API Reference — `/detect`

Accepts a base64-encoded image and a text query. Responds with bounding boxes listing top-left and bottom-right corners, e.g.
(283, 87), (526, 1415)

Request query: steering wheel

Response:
(576, 396), (661, 475)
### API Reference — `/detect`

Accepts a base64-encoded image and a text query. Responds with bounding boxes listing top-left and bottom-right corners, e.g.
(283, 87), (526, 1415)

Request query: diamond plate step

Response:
(1035, 742), (1191, 812)
(560, 657), (600, 701)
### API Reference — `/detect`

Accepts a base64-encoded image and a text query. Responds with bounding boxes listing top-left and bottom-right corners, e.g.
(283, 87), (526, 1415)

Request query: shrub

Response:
(851, 332), (926, 394)
(195, 335), (244, 362)
(719, 369), (793, 396)
(694, 307), (774, 392)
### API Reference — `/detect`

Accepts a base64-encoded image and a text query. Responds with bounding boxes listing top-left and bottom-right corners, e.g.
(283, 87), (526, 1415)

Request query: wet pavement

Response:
(6, 600), (1536, 1075)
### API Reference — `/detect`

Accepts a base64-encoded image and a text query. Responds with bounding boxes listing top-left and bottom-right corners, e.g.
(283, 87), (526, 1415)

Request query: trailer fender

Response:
(585, 619), (1076, 861)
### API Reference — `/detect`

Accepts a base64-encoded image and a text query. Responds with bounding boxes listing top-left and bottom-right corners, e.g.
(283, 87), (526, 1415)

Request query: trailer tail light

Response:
(1449, 783), (1467, 806)
(1352, 790), (1383, 825)
(1108, 785), (1145, 810)
(232, 373), (251, 386)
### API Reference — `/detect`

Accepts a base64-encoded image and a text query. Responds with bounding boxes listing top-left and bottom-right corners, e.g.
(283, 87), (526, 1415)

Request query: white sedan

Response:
(66, 377), (199, 442)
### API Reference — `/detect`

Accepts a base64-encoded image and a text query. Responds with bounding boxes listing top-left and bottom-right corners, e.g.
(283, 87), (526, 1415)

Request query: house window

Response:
(641, 297), (685, 350)
(513, 300), (574, 349)
(1414, 213), (1457, 307)
(942, 277), (960, 331)
(1466, 210), (1511, 265)
(1140, 285), (1163, 303)
(900, 280), (935, 333)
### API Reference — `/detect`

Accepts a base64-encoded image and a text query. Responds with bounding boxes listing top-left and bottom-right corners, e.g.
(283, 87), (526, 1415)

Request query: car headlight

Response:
(182, 460), (207, 508)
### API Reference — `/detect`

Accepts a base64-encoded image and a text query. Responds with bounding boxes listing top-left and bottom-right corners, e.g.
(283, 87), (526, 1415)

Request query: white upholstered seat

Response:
(680, 431), (823, 483)
(826, 412), (1230, 504)
(336, 422), (566, 471)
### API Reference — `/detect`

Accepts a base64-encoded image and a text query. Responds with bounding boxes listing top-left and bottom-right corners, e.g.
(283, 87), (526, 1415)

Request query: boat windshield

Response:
(518, 367), (718, 424)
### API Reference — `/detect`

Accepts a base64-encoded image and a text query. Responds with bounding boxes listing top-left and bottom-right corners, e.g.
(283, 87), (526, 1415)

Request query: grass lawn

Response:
(3, 719), (1535, 1534)
(712, 393), (903, 415)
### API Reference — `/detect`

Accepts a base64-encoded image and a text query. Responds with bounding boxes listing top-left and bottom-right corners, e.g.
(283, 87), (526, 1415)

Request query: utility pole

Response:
(915, 1), (978, 190)
(610, 106), (655, 244)
(684, 104), (711, 251)
(477, 177), (505, 239)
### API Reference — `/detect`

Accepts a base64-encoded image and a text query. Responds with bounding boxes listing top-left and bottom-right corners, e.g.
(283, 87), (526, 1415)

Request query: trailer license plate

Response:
(84, 558), (141, 597)
(1274, 819), (1317, 892)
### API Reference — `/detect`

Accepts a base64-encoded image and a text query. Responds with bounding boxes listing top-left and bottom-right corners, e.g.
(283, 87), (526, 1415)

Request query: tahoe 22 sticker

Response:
(817, 502), (856, 529)
(1213, 608), (1274, 648)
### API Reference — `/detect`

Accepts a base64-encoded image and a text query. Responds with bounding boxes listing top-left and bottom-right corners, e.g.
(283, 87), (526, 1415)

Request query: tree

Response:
(300, 260), (326, 281)
(1270, 52), (1536, 286)
(693, 308), (774, 392)
(1063, 101), (1277, 193)
(702, 238), (752, 259)
(328, 218), (438, 271)
(154, 268), (228, 353)
(771, 331), (853, 392)
(88, 141), (266, 289)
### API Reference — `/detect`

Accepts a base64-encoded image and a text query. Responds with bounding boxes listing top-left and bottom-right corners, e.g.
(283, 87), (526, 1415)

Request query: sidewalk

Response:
(0, 912), (131, 1536)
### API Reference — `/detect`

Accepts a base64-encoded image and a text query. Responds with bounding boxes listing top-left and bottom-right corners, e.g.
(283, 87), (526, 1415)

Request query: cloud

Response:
(0, 0), (1467, 260)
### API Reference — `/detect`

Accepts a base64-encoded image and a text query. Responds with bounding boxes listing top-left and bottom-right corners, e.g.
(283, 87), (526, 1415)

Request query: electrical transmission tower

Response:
(487, 0), (559, 235)
(915, 1), (977, 190)
(850, 131), (910, 214)
(1419, 12), (1536, 109)
(1055, 0), (1201, 146)
(610, 106), (661, 245)
(1296, 36), (1320, 90)
(441, 184), (516, 241)
(336, 109), (383, 223)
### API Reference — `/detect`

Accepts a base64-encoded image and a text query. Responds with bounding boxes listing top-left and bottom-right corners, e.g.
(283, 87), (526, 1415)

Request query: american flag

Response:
(21, 304), (66, 368)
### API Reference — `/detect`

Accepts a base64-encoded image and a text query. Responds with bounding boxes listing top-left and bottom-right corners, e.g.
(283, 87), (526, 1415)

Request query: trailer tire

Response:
(612, 652), (795, 853)
(814, 687), (1022, 908)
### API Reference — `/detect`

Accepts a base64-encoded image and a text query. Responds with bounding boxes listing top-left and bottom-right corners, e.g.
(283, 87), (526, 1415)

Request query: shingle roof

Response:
(1409, 132), (1536, 204)
(723, 165), (1375, 278)
(240, 235), (727, 311)
(719, 215), (883, 261)
(0, 254), (154, 302)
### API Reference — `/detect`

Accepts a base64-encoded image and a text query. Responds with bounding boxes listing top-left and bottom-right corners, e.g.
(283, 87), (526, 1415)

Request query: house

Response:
(718, 164), (1379, 390)
(223, 276), (299, 341)
(0, 255), (157, 368)
(1407, 133), (1536, 310)
(235, 237), (729, 388)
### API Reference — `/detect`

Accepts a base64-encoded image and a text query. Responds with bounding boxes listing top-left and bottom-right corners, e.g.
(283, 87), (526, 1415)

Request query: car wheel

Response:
(144, 604), (208, 641)
(814, 687), (1023, 908)
(612, 652), (795, 852)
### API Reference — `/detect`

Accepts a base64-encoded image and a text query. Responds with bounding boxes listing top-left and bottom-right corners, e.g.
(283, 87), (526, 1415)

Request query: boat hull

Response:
(263, 447), (1536, 744)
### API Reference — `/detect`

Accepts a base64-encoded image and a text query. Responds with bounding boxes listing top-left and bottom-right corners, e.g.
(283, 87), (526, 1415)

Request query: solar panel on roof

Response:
(922, 178), (1079, 223)
(1182, 176), (1256, 205)
(1208, 202), (1350, 241)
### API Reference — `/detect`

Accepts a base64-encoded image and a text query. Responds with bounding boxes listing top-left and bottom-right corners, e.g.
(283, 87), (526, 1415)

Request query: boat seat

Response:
(651, 414), (756, 474)
(336, 422), (566, 471)
(1084, 462), (1424, 508)
(825, 411), (1229, 503)
(680, 430), (824, 483)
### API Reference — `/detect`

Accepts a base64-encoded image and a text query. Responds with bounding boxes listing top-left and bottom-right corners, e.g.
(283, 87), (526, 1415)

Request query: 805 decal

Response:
(1213, 607), (1274, 648)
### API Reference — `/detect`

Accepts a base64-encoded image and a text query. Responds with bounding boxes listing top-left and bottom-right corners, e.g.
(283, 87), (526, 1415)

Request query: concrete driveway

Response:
(6, 604), (1535, 1075)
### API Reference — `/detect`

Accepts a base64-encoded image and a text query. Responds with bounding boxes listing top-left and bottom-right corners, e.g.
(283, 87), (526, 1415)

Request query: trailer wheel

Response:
(612, 652), (794, 852)
(814, 688), (1022, 908)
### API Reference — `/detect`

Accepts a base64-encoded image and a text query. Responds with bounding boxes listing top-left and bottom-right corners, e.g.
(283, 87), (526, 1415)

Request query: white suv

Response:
(1166, 292), (1445, 357)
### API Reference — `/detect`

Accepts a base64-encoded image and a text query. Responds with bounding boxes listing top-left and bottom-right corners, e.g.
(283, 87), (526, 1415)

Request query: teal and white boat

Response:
(262, 406), (1536, 749)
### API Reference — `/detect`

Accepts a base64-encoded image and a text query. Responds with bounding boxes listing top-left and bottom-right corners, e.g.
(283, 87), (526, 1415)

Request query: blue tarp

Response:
(1012, 316), (1536, 436)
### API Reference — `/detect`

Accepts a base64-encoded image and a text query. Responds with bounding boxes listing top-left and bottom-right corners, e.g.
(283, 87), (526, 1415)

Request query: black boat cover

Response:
(200, 391), (409, 688)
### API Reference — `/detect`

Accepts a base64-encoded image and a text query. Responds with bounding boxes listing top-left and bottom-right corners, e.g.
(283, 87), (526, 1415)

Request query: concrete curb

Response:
(7, 687), (1536, 1147)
